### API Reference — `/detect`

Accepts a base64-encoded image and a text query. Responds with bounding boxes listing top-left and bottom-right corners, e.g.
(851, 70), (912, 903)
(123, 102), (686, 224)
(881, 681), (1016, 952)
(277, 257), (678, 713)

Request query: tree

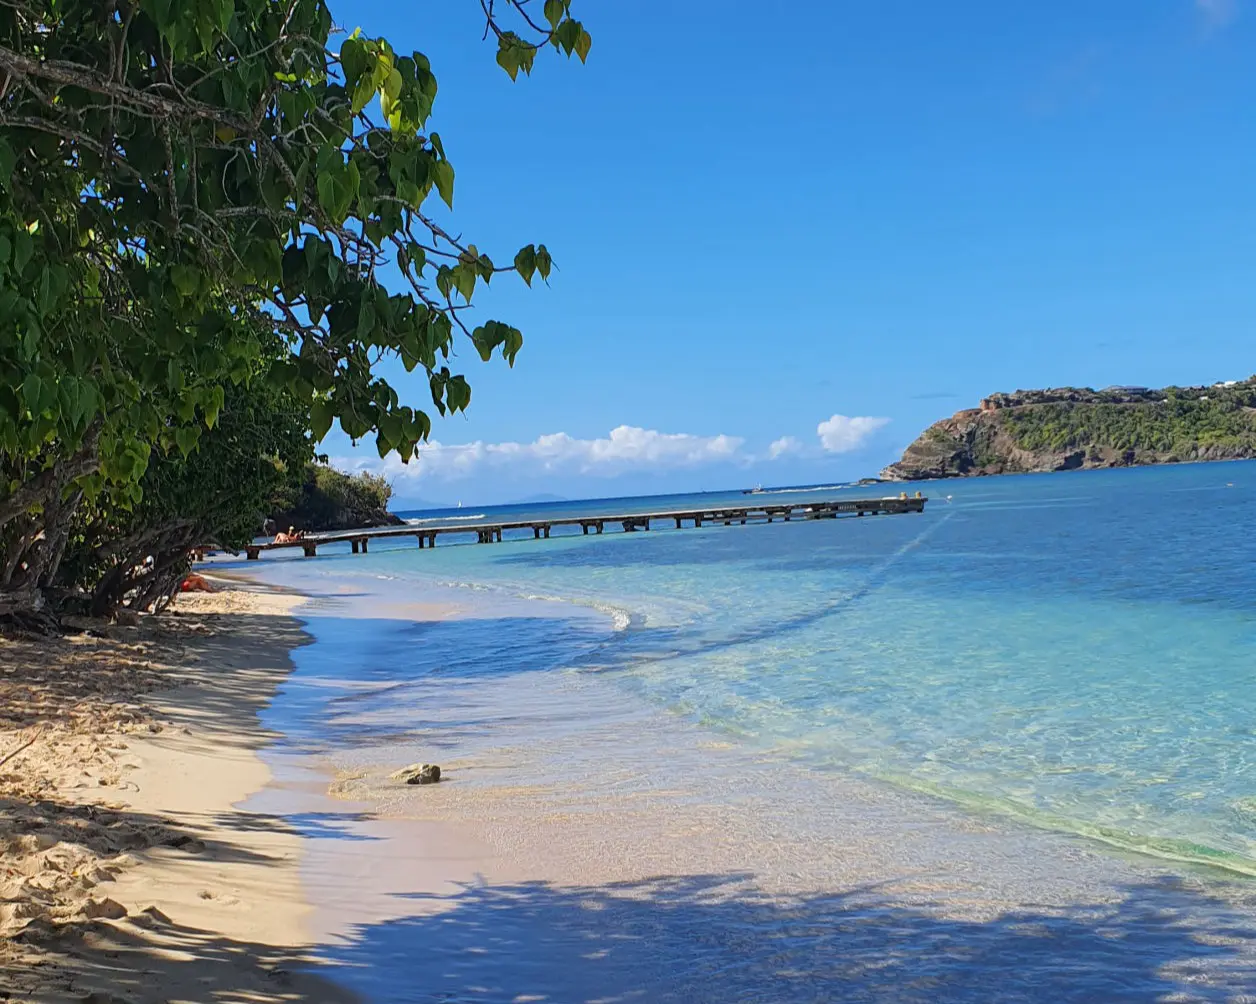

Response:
(0, 0), (591, 619)
(269, 462), (395, 533)
(59, 349), (315, 617)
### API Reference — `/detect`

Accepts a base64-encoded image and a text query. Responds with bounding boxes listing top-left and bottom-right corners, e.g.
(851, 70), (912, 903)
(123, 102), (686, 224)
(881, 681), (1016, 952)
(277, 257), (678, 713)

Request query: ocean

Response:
(231, 461), (1256, 1000)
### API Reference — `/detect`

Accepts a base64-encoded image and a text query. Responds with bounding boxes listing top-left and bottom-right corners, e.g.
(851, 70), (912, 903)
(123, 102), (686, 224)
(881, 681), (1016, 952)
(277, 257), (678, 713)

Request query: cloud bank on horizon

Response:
(332, 413), (891, 488)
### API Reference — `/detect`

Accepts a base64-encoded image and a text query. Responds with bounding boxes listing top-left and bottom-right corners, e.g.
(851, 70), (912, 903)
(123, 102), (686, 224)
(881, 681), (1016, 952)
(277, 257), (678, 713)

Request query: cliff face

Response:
(881, 381), (1256, 481)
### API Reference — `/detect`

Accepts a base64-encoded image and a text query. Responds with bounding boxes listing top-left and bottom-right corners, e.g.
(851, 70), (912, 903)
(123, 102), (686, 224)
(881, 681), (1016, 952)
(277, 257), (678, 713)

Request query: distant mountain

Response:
(391, 497), (454, 513)
(882, 379), (1256, 480)
(504, 493), (569, 504)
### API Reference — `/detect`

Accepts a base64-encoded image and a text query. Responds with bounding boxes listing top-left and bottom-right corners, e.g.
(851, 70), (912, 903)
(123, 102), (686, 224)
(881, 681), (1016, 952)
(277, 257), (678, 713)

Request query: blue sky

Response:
(325, 1), (1256, 507)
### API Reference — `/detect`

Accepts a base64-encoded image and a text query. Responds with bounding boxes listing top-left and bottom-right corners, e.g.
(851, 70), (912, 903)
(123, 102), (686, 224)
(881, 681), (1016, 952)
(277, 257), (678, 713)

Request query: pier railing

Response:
(243, 494), (928, 560)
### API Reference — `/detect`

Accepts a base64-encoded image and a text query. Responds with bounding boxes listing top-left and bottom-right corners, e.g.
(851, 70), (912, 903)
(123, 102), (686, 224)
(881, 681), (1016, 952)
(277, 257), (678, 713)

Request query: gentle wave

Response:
(404, 513), (487, 524)
(422, 574), (641, 633)
(519, 592), (635, 632)
(866, 768), (1256, 878)
(748, 483), (850, 495)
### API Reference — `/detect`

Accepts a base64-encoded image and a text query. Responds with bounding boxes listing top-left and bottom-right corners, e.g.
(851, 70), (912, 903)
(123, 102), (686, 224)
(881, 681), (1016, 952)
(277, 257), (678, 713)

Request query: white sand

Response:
(0, 590), (355, 1003)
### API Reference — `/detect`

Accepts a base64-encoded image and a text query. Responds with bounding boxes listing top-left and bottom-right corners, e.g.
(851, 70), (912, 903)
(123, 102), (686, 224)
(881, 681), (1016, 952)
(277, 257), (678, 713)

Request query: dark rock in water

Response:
(390, 763), (440, 785)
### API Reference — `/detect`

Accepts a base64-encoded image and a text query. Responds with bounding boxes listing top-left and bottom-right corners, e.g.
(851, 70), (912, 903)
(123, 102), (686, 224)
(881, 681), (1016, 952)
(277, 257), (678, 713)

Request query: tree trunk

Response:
(0, 431), (101, 626)
(0, 427), (100, 530)
(87, 520), (205, 619)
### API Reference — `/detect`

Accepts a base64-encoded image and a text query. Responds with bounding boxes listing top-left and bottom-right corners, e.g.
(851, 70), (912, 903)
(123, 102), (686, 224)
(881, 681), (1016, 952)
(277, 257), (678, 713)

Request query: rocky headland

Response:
(882, 379), (1256, 481)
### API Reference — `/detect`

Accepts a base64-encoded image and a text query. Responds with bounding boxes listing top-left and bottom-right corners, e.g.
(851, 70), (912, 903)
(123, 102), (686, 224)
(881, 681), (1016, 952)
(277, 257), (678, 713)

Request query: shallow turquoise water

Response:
(251, 462), (1256, 874)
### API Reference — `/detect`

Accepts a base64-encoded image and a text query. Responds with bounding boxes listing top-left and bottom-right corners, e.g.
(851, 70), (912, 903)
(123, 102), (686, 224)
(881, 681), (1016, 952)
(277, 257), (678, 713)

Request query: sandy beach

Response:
(8, 561), (1256, 1002)
(0, 589), (354, 1003)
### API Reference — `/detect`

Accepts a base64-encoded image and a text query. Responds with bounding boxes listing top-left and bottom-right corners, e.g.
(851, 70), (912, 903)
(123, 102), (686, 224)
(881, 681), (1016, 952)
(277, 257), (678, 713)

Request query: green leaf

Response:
(435, 266), (453, 299)
(452, 264), (476, 302)
(544, 0), (564, 28)
(446, 375), (471, 412)
(171, 264), (199, 297)
(143, 0), (175, 31)
(553, 19), (580, 55)
(35, 270), (54, 315)
(174, 425), (199, 457)
(311, 399), (334, 441)
(384, 67), (403, 100)
(496, 42), (520, 81)
(514, 245), (536, 286)
(21, 372), (42, 414)
(503, 326), (524, 366)
(471, 321), (499, 362)
(405, 242), (426, 273)
(433, 160), (454, 208)
(317, 171), (337, 217)
(341, 37), (367, 84)
(11, 231), (31, 274)
(352, 76), (375, 115)
(535, 244), (554, 281)
(378, 411), (401, 448)
(203, 384), (225, 429)
(429, 370), (447, 415)
(574, 27), (592, 63)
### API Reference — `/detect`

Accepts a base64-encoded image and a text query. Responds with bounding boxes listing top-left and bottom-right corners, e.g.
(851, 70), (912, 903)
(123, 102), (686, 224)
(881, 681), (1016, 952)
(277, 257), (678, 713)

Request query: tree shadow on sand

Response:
(317, 871), (1256, 1003)
(3, 909), (354, 1003)
(9, 866), (1256, 1003)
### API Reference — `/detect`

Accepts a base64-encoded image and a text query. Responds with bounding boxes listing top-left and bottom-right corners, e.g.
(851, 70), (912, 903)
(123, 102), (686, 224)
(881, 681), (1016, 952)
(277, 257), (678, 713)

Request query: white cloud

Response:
(816, 414), (890, 453)
(1197, 0), (1237, 27)
(768, 436), (803, 460)
(334, 424), (747, 483)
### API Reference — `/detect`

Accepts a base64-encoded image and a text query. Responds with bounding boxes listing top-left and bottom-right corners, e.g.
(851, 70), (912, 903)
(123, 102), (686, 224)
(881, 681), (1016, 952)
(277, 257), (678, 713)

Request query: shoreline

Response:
(9, 558), (1256, 999)
(231, 565), (1256, 1000)
(0, 589), (355, 1003)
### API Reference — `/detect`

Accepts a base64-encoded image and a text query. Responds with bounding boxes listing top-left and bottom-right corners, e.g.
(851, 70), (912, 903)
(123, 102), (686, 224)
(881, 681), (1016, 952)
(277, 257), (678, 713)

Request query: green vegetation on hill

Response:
(269, 464), (397, 533)
(1004, 398), (1256, 457)
(883, 379), (1256, 481)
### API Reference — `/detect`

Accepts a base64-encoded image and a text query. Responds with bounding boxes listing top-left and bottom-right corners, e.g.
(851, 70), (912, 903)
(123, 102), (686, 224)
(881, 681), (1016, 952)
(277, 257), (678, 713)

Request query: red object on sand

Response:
(180, 573), (214, 593)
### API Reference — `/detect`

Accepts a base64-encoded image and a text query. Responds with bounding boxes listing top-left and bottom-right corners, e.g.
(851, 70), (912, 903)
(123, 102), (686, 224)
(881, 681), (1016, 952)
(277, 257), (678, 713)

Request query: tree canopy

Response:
(0, 0), (591, 620)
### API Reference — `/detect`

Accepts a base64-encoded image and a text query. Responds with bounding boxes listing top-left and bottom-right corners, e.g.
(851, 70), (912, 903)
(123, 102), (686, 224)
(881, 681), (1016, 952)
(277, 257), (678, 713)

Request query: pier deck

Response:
(243, 494), (928, 560)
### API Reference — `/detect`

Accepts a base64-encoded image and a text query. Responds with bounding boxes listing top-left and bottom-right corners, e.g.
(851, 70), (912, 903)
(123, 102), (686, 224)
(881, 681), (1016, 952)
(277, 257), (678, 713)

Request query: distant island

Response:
(881, 379), (1256, 481)
(505, 493), (570, 504)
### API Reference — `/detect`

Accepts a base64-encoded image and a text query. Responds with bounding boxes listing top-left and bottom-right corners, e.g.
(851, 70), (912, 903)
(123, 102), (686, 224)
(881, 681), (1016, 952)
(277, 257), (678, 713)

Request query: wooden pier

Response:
(243, 494), (928, 560)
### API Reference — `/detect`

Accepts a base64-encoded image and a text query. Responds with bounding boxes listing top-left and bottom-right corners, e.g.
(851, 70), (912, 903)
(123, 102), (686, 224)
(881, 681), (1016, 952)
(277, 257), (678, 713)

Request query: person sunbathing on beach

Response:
(273, 526), (304, 544)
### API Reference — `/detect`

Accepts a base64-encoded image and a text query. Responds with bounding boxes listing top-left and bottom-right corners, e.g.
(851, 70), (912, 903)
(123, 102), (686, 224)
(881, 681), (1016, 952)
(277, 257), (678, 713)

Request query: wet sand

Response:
(245, 582), (1256, 1002)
